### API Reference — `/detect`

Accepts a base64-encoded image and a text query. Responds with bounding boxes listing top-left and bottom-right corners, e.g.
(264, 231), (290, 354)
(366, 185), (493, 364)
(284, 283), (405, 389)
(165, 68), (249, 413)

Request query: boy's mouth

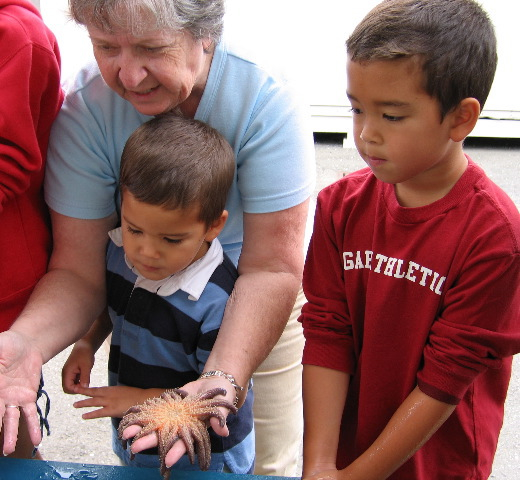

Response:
(365, 155), (387, 168)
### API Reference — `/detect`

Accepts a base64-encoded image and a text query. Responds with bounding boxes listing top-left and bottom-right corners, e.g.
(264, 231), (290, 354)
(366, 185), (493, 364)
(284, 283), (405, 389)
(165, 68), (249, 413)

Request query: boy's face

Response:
(347, 57), (465, 200)
(120, 191), (219, 281)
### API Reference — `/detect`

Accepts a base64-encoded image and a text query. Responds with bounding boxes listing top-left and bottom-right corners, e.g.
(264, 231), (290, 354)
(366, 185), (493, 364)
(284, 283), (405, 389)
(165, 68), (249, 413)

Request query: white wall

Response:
(40, 0), (520, 138)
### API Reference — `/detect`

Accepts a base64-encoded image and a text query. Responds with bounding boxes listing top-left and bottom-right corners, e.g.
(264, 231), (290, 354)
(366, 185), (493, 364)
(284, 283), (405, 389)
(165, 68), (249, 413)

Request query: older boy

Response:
(61, 114), (254, 474)
(300, 1), (520, 479)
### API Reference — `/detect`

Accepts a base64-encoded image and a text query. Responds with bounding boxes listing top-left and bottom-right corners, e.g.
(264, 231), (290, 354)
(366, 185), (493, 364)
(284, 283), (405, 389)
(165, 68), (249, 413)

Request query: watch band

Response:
(199, 370), (244, 407)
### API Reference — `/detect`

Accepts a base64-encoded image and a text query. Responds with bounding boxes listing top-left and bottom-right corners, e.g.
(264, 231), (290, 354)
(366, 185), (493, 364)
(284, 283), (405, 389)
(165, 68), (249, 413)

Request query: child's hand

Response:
(61, 339), (96, 394)
(303, 469), (340, 480)
(303, 461), (341, 480)
(72, 385), (159, 419)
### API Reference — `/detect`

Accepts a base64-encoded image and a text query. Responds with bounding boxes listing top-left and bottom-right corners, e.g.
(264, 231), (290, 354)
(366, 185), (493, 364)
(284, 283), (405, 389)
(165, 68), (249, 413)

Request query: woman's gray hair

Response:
(68, 0), (225, 42)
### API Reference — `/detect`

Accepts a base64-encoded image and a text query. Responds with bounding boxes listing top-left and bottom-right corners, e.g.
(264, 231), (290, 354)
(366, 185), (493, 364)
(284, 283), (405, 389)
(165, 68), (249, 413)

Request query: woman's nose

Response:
(118, 52), (148, 89)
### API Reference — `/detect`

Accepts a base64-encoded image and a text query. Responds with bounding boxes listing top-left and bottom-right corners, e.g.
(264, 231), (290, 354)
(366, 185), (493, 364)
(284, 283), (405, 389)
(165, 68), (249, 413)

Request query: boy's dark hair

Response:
(346, 0), (497, 118)
(120, 114), (235, 227)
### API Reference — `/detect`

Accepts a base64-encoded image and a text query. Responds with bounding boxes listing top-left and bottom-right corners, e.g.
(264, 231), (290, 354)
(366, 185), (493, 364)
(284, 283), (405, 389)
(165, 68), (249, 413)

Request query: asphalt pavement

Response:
(39, 135), (520, 477)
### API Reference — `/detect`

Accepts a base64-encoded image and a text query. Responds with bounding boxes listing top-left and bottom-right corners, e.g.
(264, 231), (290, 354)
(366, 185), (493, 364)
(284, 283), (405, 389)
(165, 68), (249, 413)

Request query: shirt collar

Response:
(108, 227), (224, 300)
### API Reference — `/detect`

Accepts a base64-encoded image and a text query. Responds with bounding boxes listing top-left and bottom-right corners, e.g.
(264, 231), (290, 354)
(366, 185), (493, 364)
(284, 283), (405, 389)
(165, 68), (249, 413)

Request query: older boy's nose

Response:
(360, 122), (380, 144)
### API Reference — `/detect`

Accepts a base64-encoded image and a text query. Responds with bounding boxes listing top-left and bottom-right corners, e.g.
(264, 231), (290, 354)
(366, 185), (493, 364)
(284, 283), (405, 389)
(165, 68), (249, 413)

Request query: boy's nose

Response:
(360, 123), (381, 144)
(139, 242), (160, 259)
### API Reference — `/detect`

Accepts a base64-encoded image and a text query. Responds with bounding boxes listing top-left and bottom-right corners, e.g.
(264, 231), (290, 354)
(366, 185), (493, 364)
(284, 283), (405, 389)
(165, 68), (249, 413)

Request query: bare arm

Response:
(62, 308), (113, 393)
(302, 365), (349, 477)
(305, 386), (456, 480)
(10, 210), (116, 362)
(203, 199), (310, 400)
(0, 210), (116, 452)
(343, 386), (455, 480)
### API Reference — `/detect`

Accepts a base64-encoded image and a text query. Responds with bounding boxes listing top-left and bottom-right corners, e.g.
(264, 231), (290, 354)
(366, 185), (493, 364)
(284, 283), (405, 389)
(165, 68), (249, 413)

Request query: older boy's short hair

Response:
(346, 0), (497, 118)
(120, 114), (235, 227)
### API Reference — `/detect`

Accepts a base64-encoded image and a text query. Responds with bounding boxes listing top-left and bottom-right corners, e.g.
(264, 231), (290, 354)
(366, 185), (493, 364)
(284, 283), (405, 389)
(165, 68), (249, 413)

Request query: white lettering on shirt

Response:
(343, 250), (446, 295)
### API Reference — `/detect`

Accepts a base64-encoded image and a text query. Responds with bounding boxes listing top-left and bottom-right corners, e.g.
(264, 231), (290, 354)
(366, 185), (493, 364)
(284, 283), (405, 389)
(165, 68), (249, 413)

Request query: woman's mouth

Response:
(127, 85), (160, 97)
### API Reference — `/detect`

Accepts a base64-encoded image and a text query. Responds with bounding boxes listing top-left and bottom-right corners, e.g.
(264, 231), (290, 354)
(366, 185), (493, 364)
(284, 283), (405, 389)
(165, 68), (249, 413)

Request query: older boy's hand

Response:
(0, 331), (43, 455)
(304, 470), (341, 480)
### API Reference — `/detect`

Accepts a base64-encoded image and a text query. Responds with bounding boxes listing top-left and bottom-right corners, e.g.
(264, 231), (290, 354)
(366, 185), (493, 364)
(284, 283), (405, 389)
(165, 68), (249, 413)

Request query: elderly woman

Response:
(0, 0), (314, 475)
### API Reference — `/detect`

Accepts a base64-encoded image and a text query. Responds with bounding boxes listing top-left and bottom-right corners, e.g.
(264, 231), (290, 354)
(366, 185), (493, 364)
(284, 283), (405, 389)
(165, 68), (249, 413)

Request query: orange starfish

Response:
(118, 388), (236, 479)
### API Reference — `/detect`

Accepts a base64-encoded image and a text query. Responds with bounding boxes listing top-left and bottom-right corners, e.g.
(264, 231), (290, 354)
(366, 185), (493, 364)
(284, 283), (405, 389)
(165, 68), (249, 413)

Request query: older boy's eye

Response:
(349, 107), (362, 115)
(383, 114), (404, 122)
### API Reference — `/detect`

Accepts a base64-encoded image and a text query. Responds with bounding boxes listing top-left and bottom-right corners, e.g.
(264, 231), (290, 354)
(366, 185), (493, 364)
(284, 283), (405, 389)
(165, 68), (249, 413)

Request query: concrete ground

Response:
(39, 135), (520, 477)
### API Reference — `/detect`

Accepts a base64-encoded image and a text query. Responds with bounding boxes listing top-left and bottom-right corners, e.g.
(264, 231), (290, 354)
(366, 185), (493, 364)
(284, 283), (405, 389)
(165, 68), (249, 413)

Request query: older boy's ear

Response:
(449, 98), (481, 143)
(205, 210), (228, 242)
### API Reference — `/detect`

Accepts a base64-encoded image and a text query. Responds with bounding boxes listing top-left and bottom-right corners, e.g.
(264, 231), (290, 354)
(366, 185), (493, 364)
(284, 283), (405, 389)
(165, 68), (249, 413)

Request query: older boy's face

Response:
(347, 57), (466, 203)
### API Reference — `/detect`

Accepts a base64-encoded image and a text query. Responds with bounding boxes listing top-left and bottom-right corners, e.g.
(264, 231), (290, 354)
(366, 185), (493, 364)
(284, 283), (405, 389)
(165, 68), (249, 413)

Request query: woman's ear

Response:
(205, 210), (228, 242)
(449, 97), (481, 143)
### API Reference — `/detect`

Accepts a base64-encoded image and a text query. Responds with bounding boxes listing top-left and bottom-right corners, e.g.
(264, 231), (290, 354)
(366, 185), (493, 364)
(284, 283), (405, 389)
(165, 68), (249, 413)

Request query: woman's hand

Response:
(0, 331), (44, 455)
(121, 376), (236, 468)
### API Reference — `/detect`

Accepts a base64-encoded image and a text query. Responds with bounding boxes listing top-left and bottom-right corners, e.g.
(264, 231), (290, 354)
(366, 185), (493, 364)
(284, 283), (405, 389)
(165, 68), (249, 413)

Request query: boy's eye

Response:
(383, 114), (404, 122)
(349, 107), (362, 115)
(126, 226), (142, 235)
(164, 237), (182, 244)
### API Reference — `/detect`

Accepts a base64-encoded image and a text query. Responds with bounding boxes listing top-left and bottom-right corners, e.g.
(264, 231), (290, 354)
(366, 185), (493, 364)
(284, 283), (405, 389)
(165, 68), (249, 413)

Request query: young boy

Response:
(300, 1), (520, 479)
(61, 114), (255, 474)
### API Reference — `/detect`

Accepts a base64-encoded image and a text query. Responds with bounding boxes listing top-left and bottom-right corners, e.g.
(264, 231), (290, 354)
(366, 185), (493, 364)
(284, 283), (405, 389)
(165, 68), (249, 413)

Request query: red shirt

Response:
(300, 159), (520, 479)
(0, 0), (63, 329)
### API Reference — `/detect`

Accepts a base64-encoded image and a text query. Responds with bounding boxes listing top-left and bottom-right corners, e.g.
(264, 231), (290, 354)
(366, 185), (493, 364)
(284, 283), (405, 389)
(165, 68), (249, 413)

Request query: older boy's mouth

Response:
(365, 155), (387, 168)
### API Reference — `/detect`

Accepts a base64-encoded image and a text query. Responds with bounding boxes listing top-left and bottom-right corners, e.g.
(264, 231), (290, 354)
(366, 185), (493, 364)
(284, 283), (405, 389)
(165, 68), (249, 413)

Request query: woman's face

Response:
(87, 25), (212, 116)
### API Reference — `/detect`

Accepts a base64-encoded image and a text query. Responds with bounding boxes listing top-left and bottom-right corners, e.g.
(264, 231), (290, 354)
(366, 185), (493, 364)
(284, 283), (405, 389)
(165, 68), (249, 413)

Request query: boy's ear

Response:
(449, 98), (481, 143)
(205, 210), (228, 242)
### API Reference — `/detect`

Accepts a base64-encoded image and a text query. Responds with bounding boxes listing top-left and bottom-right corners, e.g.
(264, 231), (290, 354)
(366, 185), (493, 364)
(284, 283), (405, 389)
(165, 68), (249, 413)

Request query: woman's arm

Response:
(11, 211), (116, 361)
(1, 210), (116, 452)
(203, 199), (310, 400)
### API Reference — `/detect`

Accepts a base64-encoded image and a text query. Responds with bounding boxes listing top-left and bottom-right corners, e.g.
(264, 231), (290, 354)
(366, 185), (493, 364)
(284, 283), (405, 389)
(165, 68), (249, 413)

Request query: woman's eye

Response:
(94, 44), (115, 52)
(142, 46), (164, 53)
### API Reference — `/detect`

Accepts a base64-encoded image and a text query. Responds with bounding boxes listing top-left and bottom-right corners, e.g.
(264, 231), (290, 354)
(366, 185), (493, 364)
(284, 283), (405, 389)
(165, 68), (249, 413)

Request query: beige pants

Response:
(252, 287), (306, 476)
